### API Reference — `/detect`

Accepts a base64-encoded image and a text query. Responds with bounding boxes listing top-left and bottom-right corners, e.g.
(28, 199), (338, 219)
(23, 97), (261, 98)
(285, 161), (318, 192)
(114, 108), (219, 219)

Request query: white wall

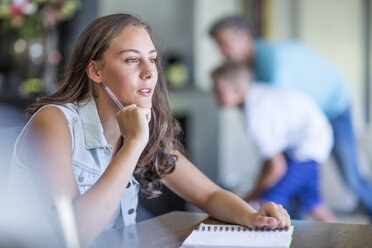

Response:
(264, 0), (295, 40)
(193, 0), (241, 91)
(300, 0), (364, 131)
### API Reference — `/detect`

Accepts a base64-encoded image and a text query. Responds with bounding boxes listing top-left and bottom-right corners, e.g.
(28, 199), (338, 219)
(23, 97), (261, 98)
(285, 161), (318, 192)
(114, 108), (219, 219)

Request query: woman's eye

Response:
(150, 58), (157, 63)
(126, 58), (138, 63)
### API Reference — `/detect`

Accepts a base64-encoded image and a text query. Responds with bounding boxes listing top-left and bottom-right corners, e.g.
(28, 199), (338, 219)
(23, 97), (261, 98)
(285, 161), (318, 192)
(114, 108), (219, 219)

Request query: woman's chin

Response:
(137, 102), (152, 109)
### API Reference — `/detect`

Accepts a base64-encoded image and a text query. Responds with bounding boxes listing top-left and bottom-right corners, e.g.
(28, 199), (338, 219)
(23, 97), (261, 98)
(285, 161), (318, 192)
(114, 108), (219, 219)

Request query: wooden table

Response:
(93, 211), (372, 248)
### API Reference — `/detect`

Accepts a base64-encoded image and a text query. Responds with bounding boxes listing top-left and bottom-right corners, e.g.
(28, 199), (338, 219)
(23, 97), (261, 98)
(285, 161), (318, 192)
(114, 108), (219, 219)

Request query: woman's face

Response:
(98, 26), (158, 109)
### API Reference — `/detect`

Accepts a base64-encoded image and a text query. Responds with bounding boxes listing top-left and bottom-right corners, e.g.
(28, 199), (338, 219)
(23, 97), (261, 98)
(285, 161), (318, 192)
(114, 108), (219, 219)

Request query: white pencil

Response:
(101, 82), (124, 109)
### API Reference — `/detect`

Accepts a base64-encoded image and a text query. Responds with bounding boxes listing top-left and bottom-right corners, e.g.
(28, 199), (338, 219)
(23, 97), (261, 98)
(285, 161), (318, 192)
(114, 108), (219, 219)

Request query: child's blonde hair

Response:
(211, 62), (252, 89)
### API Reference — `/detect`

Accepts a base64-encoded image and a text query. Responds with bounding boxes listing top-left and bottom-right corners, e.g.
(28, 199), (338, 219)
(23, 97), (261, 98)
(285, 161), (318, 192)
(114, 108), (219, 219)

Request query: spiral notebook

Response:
(181, 223), (294, 248)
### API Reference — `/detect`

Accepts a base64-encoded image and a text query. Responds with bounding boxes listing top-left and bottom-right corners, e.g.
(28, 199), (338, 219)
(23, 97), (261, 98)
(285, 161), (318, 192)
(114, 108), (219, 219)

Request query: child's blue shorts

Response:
(259, 156), (322, 211)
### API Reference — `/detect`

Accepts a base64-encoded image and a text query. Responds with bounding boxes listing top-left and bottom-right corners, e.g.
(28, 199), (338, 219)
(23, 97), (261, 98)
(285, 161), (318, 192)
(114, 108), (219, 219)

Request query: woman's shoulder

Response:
(33, 102), (80, 124)
(23, 102), (81, 139)
(28, 105), (72, 134)
(16, 104), (73, 165)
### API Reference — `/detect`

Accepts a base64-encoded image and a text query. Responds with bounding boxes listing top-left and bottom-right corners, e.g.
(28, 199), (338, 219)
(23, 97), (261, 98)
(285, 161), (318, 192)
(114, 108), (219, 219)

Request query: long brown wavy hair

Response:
(26, 13), (184, 197)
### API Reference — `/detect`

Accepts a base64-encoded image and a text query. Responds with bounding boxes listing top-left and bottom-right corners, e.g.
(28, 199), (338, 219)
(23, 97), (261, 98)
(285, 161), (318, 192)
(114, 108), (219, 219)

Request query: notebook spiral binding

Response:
(196, 225), (288, 232)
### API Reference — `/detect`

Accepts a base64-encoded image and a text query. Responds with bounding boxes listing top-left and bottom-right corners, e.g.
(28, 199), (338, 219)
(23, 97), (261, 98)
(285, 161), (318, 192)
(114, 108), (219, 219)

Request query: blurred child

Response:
(212, 62), (336, 222)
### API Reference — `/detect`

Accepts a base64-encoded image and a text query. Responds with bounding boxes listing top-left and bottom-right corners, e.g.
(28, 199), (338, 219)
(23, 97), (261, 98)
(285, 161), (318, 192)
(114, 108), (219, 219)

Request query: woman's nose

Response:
(140, 64), (156, 80)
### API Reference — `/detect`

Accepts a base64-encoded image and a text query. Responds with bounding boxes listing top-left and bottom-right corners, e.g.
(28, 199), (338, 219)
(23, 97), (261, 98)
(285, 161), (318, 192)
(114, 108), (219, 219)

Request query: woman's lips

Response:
(138, 88), (152, 96)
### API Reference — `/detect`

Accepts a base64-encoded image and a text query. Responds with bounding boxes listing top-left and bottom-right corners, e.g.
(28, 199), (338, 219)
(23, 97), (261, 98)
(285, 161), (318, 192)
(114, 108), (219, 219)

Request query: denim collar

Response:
(77, 97), (109, 149)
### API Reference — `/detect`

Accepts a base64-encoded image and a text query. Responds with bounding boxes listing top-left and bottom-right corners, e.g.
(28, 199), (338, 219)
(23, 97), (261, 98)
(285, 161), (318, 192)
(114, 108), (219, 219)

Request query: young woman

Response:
(8, 13), (290, 247)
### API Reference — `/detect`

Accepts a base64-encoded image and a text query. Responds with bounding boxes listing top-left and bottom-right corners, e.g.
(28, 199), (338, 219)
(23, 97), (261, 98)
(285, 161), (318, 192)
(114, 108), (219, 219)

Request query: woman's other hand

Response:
(247, 202), (291, 229)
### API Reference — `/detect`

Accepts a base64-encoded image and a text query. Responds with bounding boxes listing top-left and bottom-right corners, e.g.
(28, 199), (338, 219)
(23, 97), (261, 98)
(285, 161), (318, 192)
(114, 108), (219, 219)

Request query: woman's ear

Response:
(86, 60), (102, 84)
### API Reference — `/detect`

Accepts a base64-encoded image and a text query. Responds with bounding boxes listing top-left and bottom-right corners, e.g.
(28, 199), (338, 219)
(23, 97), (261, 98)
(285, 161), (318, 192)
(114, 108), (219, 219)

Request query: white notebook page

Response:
(181, 224), (294, 248)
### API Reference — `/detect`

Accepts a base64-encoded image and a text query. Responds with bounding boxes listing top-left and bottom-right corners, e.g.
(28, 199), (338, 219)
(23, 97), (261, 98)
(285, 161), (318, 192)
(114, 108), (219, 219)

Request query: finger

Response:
(276, 204), (286, 228)
(123, 104), (137, 110)
(136, 108), (151, 122)
(278, 205), (291, 229)
(255, 215), (278, 228)
(260, 202), (280, 219)
(144, 109), (151, 122)
(279, 205), (291, 229)
(270, 203), (283, 221)
(284, 209), (291, 228)
(137, 108), (151, 122)
(118, 104), (137, 116)
(117, 104), (137, 121)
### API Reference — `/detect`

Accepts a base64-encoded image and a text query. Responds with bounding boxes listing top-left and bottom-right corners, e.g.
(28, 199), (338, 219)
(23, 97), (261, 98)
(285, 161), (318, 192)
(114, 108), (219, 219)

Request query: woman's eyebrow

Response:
(118, 49), (157, 55)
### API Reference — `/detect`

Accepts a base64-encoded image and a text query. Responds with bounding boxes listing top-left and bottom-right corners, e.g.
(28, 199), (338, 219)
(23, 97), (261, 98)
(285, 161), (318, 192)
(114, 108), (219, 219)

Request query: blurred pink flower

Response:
(10, 3), (25, 16)
(0, 0), (81, 36)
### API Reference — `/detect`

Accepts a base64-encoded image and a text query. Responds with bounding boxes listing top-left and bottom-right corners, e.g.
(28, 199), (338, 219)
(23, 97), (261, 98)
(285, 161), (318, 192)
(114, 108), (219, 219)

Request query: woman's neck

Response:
(94, 93), (122, 148)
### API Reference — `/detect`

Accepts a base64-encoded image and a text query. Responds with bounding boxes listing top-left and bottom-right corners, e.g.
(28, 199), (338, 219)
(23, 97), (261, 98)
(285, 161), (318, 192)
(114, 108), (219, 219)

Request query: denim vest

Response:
(7, 97), (139, 229)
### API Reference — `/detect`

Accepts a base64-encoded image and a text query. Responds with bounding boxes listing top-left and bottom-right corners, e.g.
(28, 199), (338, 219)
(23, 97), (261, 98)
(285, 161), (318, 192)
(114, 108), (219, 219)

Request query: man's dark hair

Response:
(209, 15), (252, 37)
